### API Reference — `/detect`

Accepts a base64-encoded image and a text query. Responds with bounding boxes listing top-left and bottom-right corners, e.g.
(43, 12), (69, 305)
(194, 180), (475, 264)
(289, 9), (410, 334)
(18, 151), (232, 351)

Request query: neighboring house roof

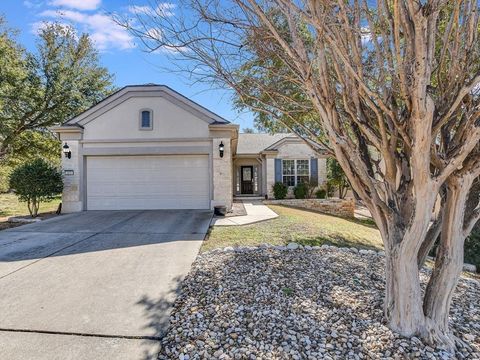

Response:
(64, 84), (230, 126)
(236, 133), (292, 154)
(265, 135), (326, 153)
(237, 133), (327, 155)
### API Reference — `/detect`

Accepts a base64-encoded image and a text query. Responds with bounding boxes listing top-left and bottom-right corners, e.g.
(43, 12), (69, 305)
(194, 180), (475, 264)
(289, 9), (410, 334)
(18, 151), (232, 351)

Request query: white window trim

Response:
(282, 159), (311, 187)
(139, 109), (153, 130)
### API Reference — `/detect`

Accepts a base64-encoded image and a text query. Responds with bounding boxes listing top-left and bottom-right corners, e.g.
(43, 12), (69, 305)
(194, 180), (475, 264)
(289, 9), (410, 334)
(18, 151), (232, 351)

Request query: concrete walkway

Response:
(211, 201), (278, 226)
(0, 210), (212, 360)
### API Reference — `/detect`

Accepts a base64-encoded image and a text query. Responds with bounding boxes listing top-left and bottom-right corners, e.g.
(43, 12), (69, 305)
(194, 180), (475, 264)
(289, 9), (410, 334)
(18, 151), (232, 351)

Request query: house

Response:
(53, 85), (328, 213)
(234, 133), (327, 199)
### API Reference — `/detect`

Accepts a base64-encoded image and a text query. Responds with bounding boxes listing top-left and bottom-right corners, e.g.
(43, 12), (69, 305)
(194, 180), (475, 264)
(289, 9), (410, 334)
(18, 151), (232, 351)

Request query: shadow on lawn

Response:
(277, 204), (379, 229)
(297, 235), (384, 251)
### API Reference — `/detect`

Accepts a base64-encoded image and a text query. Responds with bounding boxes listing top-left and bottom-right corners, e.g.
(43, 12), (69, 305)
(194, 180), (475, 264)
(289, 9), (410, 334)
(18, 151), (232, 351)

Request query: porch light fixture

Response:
(219, 141), (225, 158)
(62, 142), (71, 159)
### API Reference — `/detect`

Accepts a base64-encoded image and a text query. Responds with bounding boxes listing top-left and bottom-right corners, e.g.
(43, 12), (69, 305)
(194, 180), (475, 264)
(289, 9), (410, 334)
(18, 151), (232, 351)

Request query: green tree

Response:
(327, 158), (349, 199)
(9, 159), (63, 217)
(0, 19), (114, 162)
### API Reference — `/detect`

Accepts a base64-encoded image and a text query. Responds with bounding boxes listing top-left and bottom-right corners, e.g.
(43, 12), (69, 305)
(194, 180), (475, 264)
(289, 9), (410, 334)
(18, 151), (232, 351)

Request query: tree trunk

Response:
(417, 213), (443, 269)
(31, 198), (39, 218)
(422, 177), (472, 350)
(27, 199), (33, 217)
(385, 241), (427, 336)
(381, 190), (438, 341)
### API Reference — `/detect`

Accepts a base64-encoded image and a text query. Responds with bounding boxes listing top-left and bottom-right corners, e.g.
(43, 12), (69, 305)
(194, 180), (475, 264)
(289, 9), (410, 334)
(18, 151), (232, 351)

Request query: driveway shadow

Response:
(136, 275), (185, 360)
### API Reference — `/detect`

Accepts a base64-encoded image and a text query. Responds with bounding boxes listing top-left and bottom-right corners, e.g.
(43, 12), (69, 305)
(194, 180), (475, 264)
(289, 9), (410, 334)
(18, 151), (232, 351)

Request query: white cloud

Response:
(127, 5), (151, 15)
(30, 20), (52, 33)
(38, 9), (135, 50)
(23, 0), (44, 9)
(145, 28), (163, 41)
(139, 27), (187, 54)
(48, 0), (101, 11)
(128, 3), (175, 17)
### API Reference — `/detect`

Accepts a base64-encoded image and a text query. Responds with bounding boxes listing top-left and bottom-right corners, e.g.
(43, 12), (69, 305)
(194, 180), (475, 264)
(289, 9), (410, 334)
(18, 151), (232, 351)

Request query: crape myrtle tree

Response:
(120, 0), (480, 350)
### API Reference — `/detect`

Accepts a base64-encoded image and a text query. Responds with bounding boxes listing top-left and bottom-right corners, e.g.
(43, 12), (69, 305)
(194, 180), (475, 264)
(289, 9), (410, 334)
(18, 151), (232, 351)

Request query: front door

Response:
(241, 166), (254, 194)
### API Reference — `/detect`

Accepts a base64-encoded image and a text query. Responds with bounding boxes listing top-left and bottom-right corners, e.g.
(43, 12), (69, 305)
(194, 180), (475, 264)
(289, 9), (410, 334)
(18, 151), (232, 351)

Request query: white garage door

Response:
(86, 155), (210, 210)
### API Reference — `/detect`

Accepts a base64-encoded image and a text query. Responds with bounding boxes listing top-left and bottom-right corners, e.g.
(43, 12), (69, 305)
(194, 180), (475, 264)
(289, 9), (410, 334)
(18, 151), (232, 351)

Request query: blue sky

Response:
(0, 0), (255, 129)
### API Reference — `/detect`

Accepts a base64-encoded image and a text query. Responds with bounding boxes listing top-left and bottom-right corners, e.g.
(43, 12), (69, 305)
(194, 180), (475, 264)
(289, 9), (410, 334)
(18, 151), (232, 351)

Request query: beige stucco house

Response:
(53, 85), (327, 213)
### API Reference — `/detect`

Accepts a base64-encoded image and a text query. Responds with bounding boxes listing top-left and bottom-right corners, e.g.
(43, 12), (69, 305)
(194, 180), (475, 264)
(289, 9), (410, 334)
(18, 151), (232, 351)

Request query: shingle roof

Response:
(236, 133), (292, 154)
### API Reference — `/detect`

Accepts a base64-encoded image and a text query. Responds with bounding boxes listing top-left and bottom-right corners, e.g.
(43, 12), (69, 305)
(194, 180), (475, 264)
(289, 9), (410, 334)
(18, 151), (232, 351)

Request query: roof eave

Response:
(50, 124), (84, 133)
(260, 150), (278, 155)
(65, 85), (231, 126)
(209, 123), (240, 130)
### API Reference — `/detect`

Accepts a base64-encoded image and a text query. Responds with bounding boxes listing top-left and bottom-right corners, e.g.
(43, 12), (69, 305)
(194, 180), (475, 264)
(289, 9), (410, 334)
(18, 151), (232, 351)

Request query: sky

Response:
(0, 0), (255, 129)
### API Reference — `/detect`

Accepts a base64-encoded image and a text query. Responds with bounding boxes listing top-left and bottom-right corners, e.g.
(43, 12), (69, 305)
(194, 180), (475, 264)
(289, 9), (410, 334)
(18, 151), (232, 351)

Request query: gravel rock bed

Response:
(159, 245), (480, 359)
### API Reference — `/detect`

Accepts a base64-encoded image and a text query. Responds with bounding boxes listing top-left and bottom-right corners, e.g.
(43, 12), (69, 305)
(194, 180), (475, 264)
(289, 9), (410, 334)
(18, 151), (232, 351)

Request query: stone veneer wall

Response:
(263, 198), (355, 218)
(60, 138), (83, 213)
(212, 137), (233, 211)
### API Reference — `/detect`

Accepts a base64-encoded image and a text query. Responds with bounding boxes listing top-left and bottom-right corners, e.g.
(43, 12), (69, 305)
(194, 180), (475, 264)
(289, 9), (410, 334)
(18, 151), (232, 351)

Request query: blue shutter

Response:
(310, 158), (318, 185)
(274, 159), (282, 183)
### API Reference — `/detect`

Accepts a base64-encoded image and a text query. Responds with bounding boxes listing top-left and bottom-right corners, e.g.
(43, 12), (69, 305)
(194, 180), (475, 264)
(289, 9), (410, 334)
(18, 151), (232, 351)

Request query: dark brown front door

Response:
(241, 166), (254, 194)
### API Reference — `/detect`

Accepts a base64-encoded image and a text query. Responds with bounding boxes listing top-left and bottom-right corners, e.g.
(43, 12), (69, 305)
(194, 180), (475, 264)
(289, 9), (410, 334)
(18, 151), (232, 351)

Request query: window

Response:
(139, 109), (153, 130)
(282, 160), (295, 186)
(296, 160), (309, 184)
(282, 159), (310, 186)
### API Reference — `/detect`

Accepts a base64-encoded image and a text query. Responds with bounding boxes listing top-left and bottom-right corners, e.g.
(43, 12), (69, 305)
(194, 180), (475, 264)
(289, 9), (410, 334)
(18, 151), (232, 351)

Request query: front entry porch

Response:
(233, 157), (264, 197)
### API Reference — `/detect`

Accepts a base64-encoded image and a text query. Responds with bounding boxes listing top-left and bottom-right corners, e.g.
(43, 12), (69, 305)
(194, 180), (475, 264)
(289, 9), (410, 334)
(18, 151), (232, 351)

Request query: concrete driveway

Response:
(0, 210), (212, 360)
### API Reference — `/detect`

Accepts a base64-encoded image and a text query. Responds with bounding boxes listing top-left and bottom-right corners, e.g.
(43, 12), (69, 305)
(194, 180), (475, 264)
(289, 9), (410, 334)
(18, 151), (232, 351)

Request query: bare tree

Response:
(119, 0), (480, 350)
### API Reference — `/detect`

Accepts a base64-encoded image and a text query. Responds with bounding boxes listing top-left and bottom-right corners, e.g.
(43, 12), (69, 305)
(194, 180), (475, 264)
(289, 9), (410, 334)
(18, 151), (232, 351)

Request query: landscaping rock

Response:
(158, 247), (479, 359)
(463, 263), (477, 273)
(286, 242), (299, 250)
(8, 216), (42, 223)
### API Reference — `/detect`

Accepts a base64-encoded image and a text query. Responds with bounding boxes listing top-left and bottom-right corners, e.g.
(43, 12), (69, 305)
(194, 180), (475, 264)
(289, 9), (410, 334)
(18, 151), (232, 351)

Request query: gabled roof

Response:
(237, 132), (327, 155)
(264, 135), (325, 152)
(236, 133), (292, 154)
(64, 84), (230, 126)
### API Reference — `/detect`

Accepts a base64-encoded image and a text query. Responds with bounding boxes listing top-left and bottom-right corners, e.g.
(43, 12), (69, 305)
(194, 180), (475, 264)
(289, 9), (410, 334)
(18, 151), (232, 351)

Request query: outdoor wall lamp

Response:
(219, 141), (225, 158)
(63, 142), (72, 159)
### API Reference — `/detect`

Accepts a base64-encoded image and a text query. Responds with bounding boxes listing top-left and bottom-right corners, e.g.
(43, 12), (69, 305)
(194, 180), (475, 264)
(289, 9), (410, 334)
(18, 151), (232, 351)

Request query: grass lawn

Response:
(203, 205), (383, 252)
(0, 193), (61, 219)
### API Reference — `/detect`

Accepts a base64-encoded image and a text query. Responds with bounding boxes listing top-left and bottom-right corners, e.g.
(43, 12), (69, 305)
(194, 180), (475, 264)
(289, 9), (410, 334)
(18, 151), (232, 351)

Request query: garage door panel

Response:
(86, 155), (210, 210)
(87, 180), (206, 194)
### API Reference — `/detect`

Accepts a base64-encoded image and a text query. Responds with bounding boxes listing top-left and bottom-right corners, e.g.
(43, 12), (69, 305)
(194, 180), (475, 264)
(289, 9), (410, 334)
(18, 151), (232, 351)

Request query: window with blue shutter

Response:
(278, 159), (312, 186)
